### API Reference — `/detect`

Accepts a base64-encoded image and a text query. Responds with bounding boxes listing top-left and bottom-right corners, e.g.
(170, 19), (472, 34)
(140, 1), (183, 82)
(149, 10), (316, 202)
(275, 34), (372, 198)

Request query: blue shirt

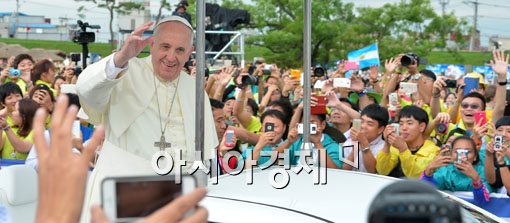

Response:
(242, 140), (283, 167)
(288, 134), (343, 168)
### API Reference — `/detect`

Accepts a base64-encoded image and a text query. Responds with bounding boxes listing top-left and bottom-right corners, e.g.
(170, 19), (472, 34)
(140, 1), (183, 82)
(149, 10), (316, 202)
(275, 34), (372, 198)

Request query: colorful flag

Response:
(347, 43), (380, 69)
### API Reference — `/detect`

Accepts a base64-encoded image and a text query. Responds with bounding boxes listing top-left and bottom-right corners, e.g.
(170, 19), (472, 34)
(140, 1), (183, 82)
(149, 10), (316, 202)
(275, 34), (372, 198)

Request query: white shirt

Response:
(342, 134), (385, 173)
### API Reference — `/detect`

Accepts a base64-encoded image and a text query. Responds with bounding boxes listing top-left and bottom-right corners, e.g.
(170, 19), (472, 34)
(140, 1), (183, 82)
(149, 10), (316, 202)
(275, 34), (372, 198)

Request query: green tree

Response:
(154, 0), (171, 25)
(227, 0), (467, 67)
(77, 0), (144, 50)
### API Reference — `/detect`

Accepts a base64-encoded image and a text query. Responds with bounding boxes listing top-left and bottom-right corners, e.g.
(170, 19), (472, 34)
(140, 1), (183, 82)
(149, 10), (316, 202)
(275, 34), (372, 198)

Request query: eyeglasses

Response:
(461, 103), (480, 110)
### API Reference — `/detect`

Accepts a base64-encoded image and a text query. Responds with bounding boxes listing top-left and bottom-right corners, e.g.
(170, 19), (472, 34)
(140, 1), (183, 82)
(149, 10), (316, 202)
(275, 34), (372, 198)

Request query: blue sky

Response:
(0, 0), (509, 45)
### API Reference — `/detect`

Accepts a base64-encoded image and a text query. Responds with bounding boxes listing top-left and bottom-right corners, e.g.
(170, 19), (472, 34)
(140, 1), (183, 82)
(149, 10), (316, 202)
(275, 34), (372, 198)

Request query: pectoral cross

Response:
(154, 135), (171, 151)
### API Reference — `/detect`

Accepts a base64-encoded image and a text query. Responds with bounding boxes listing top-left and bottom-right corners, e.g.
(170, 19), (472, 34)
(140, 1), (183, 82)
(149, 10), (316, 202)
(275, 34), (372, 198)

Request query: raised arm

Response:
(430, 78), (447, 119)
(76, 22), (154, 120)
(490, 50), (509, 123)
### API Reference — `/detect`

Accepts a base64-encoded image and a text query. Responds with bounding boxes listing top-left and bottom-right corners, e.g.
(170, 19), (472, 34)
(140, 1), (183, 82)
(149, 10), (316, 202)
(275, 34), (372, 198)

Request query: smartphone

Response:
(474, 111), (487, 126)
(264, 64), (273, 70)
(494, 135), (504, 151)
(290, 69), (301, 81)
(391, 123), (400, 136)
(224, 129), (235, 147)
(456, 149), (469, 163)
(353, 119), (362, 130)
(264, 122), (275, 132)
(298, 123), (318, 135)
(311, 96), (326, 115)
(333, 78), (351, 88)
(399, 82), (418, 94)
(388, 93), (399, 111)
(463, 77), (479, 96)
(102, 175), (196, 222)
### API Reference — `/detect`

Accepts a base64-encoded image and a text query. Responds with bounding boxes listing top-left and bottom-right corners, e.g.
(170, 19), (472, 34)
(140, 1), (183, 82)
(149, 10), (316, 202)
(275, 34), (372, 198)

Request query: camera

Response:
(494, 135), (504, 151)
(400, 53), (419, 67)
(445, 79), (457, 88)
(264, 123), (275, 132)
(9, 68), (21, 77)
(70, 53), (83, 76)
(436, 123), (448, 135)
(313, 65), (325, 77)
(240, 75), (257, 88)
(298, 123), (317, 135)
(71, 20), (100, 44)
(368, 180), (462, 223)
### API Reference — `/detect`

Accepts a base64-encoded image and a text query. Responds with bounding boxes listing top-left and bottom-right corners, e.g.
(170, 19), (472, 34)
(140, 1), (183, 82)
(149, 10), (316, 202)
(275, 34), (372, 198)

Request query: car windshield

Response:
(444, 196), (499, 223)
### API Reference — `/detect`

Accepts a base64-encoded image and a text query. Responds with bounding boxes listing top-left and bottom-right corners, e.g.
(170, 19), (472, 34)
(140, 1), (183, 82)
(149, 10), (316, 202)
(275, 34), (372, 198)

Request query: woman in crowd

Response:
(421, 136), (491, 205)
(29, 84), (55, 114)
(31, 59), (57, 96)
(0, 98), (39, 160)
(0, 82), (23, 127)
(243, 110), (288, 168)
(52, 75), (66, 96)
(0, 54), (34, 95)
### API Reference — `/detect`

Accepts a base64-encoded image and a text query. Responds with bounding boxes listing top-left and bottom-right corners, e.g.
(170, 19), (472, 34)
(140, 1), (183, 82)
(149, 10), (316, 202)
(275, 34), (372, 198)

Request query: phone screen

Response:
(226, 131), (234, 144)
(115, 180), (182, 218)
(265, 123), (275, 132)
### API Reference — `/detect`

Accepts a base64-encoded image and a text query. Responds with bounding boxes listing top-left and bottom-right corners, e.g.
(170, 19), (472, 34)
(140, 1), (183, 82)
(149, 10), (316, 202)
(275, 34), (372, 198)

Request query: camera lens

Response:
(436, 123), (447, 134)
(314, 66), (325, 77)
(400, 55), (412, 66)
(241, 75), (257, 86)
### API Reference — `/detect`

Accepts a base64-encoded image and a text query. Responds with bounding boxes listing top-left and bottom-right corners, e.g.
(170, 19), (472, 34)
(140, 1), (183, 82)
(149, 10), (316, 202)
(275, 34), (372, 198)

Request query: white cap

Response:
(155, 16), (193, 31)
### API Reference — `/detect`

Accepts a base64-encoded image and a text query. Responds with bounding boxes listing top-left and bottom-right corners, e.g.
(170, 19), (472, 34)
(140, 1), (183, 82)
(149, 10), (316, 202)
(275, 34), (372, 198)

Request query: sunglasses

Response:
(461, 103), (480, 110)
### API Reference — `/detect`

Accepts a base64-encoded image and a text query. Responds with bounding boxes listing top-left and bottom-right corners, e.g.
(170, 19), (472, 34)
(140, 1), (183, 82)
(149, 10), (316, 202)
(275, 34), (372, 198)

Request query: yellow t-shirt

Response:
(376, 139), (440, 178)
(35, 79), (57, 97)
(244, 116), (262, 134)
(0, 127), (33, 160)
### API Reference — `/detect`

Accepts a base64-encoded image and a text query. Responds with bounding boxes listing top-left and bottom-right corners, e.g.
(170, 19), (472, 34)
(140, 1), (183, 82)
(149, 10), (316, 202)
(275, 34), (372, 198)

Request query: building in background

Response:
(489, 35), (510, 52)
(0, 12), (69, 41)
(117, 0), (150, 32)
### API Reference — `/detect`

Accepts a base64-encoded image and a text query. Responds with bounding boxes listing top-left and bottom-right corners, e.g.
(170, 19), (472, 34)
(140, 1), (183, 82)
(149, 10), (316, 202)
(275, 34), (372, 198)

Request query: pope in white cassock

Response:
(76, 16), (218, 222)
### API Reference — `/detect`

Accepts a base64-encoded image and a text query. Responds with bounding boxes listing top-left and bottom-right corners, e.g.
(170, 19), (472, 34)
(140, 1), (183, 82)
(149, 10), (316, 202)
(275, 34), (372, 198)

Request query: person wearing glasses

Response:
(440, 92), (487, 138)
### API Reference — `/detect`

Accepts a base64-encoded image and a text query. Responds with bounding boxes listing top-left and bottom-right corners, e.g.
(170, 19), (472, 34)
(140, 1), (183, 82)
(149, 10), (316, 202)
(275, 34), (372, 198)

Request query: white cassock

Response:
(76, 54), (218, 222)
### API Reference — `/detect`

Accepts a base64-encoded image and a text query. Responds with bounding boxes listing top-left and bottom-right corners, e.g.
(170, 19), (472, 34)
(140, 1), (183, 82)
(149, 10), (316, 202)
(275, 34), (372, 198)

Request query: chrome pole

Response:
(303, 0), (311, 144)
(195, 0), (209, 187)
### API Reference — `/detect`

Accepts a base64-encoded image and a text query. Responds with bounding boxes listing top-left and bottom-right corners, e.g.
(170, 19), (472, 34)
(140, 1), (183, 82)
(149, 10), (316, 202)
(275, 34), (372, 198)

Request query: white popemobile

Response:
(203, 168), (507, 223)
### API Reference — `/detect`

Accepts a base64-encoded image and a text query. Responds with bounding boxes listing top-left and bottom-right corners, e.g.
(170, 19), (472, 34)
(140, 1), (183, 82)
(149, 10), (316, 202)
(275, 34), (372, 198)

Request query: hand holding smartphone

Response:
(474, 111), (487, 127)
(101, 175), (197, 222)
(333, 78), (351, 88)
(224, 129), (235, 147)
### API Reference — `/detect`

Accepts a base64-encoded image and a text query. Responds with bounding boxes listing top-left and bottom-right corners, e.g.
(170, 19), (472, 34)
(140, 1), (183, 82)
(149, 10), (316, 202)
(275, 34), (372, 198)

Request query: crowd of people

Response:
(0, 14), (509, 221)
(201, 50), (510, 208)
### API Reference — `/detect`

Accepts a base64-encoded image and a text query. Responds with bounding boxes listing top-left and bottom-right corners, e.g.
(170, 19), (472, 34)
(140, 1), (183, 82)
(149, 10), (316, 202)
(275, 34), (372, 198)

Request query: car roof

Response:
(203, 168), (503, 223)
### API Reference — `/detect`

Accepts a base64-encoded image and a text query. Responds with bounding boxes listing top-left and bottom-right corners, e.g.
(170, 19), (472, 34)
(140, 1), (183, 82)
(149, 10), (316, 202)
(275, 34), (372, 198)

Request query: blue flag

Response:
(347, 43), (380, 69)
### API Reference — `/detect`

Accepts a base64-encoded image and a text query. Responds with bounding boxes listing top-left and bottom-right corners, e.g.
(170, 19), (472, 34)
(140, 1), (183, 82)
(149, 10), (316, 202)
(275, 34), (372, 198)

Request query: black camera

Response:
(400, 53), (419, 67)
(436, 123), (448, 135)
(445, 79), (457, 88)
(240, 75), (257, 88)
(313, 65), (325, 77)
(368, 180), (462, 223)
(71, 21), (100, 44)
